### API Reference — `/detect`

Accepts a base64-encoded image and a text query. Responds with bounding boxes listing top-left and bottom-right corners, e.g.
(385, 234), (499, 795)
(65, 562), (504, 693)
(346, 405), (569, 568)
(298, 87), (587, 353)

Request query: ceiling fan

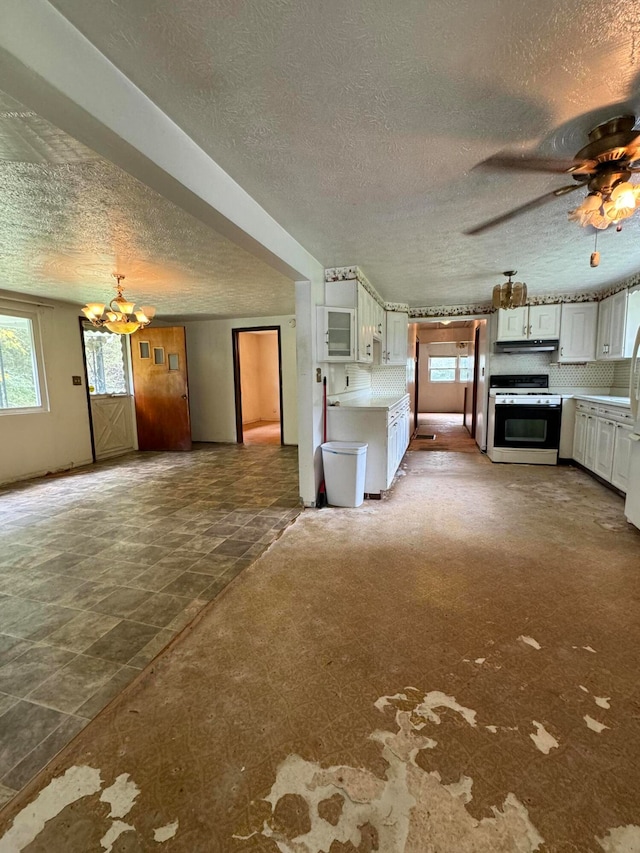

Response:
(465, 114), (640, 235)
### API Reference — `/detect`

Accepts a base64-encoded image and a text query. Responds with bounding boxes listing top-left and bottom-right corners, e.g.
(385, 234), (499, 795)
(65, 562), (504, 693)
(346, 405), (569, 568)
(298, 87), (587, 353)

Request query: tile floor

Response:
(0, 442), (300, 806)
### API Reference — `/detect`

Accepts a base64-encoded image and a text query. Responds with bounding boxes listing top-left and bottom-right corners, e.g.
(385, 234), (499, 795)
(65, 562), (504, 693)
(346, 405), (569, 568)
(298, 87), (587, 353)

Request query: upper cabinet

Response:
(317, 307), (355, 362)
(383, 312), (409, 365)
(326, 280), (378, 363)
(496, 304), (561, 342)
(596, 287), (640, 360)
(323, 279), (397, 364)
(557, 303), (598, 362)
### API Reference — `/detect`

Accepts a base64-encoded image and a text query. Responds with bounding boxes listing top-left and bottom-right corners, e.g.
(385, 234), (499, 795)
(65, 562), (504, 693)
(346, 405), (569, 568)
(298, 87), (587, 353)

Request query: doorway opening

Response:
(79, 320), (136, 461)
(232, 327), (284, 446)
(411, 319), (487, 452)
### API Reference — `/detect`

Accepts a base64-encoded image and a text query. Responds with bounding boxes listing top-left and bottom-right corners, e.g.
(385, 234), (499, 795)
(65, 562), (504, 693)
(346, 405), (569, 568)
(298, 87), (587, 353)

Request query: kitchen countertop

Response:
(328, 393), (409, 411)
(572, 394), (631, 407)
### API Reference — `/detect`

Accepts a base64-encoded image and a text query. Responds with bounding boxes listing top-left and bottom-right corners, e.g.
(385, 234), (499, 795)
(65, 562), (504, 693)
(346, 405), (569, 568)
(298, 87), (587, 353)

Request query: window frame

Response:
(428, 354), (470, 384)
(0, 302), (49, 416)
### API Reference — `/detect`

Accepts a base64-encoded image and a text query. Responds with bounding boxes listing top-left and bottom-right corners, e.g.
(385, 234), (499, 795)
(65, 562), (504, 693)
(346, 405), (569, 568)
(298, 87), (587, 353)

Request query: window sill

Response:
(0, 406), (49, 417)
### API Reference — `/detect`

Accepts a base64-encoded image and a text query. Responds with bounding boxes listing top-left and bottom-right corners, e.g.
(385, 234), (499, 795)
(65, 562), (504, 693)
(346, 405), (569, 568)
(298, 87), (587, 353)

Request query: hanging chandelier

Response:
(82, 274), (156, 335)
(493, 271), (527, 310)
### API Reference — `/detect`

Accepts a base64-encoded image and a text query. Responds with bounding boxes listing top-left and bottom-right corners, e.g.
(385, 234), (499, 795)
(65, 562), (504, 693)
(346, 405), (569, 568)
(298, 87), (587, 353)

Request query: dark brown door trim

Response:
(78, 317), (97, 462)
(471, 325), (480, 439)
(232, 326), (285, 446)
(413, 340), (420, 436)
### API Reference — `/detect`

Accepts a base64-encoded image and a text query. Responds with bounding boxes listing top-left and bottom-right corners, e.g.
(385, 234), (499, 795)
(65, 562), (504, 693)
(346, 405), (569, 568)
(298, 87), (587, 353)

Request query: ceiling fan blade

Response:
(473, 153), (596, 175)
(464, 184), (584, 236)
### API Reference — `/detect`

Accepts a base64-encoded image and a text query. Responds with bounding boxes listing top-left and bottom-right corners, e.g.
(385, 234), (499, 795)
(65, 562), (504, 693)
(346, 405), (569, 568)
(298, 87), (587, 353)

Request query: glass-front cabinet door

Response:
(318, 307), (356, 361)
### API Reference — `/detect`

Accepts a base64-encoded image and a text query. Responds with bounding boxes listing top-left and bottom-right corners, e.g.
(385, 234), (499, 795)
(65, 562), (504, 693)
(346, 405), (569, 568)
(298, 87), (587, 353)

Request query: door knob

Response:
(181, 394), (188, 399)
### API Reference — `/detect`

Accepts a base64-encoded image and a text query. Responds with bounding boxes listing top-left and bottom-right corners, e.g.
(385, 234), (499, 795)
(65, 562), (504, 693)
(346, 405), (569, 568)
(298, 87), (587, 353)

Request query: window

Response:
(459, 355), (471, 383)
(83, 328), (128, 395)
(429, 355), (471, 383)
(0, 310), (45, 412)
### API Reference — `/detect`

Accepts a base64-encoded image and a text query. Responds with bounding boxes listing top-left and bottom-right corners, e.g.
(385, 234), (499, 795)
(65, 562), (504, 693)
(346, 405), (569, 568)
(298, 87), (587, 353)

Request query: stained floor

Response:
(411, 412), (478, 453)
(1, 449), (640, 852)
(0, 443), (300, 809)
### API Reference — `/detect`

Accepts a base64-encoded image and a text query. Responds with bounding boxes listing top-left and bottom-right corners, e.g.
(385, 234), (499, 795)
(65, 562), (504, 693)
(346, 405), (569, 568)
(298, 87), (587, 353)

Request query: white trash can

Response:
(321, 441), (368, 507)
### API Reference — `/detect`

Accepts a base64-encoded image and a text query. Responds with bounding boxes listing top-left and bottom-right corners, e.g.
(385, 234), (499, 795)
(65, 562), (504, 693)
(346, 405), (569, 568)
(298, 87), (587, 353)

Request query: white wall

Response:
(418, 341), (467, 413)
(185, 315), (297, 444)
(0, 292), (93, 485)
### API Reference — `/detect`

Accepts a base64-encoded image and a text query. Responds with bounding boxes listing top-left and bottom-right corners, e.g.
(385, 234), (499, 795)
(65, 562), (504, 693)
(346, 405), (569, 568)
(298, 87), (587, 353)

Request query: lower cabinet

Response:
(572, 401), (634, 493)
(327, 396), (410, 495)
(612, 423), (634, 492)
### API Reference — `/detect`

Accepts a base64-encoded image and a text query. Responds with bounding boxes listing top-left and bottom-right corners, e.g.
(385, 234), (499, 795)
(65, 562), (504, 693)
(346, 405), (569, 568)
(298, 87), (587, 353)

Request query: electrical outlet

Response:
(72, 376), (82, 386)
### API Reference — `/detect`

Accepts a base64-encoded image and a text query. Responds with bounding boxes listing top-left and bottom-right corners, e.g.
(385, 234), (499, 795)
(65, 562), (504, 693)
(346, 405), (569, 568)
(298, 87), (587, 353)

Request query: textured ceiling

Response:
(46, 0), (640, 306)
(0, 90), (294, 318)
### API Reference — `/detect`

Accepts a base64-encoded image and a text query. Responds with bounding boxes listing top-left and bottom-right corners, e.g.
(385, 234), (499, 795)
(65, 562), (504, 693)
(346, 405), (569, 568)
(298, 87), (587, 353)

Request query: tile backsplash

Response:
(489, 351), (615, 388)
(371, 365), (407, 396)
(548, 361), (614, 388)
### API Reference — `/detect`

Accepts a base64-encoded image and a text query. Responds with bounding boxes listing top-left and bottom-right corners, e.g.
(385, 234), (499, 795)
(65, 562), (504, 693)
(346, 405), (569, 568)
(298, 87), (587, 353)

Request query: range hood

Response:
(495, 339), (558, 353)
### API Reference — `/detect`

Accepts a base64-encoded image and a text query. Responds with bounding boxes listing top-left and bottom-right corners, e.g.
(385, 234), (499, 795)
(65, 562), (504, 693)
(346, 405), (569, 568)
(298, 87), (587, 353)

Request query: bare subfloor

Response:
(1, 450), (640, 851)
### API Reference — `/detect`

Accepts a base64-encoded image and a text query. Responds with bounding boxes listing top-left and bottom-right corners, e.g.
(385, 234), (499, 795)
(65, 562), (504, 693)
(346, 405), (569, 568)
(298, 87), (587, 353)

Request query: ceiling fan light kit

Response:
(492, 271), (527, 310)
(82, 274), (156, 335)
(467, 115), (640, 235)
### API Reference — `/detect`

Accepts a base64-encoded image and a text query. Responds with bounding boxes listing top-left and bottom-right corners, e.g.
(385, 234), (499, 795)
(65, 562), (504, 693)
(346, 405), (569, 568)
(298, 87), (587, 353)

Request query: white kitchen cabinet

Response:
(596, 287), (640, 360)
(383, 311), (409, 364)
(594, 418), (616, 481)
(529, 304), (561, 339)
(357, 285), (373, 362)
(557, 303), (598, 362)
(496, 304), (560, 342)
(573, 411), (587, 464)
(496, 306), (529, 341)
(373, 301), (384, 340)
(612, 423), (634, 492)
(324, 280), (384, 363)
(573, 399), (635, 492)
(317, 307), (355, 362)
(326, 395), (410, 495)
(584, 413), (598, 471)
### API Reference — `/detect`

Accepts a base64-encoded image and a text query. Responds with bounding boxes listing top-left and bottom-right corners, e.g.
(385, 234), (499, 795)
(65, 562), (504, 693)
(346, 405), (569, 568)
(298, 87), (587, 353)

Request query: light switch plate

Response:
(72, 375), (82, 386)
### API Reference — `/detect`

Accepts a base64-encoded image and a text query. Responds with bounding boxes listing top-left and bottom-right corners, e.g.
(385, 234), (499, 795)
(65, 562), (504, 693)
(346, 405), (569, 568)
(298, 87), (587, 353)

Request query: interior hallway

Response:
(411, 412), (478, 453)
(0, 444), (300, 809)
(1, 449), (640, 851)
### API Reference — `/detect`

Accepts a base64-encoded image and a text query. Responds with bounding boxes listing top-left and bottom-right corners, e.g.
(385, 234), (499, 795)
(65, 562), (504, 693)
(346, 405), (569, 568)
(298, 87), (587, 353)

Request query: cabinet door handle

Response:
(529, 325), (532, 334)
(523, 326), (527, 336)
(560, 346), (564, 356)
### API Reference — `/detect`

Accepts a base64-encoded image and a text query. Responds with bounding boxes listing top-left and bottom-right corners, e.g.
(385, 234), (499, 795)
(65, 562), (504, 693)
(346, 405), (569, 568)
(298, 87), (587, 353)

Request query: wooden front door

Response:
(131, 326), (192, 451)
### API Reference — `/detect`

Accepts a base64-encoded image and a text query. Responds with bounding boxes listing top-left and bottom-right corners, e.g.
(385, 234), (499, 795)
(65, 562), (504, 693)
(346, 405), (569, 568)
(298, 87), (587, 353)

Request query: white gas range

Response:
(487, 374), (562, 465)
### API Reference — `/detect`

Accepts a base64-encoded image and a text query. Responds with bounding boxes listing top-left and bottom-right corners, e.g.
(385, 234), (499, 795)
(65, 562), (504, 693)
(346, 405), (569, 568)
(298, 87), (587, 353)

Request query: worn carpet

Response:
(1, 450), (639, 852)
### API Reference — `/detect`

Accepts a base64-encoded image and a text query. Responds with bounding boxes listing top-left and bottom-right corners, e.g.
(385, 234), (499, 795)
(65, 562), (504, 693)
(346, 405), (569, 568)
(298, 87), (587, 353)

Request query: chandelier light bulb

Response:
(569, 183), (640, 229)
